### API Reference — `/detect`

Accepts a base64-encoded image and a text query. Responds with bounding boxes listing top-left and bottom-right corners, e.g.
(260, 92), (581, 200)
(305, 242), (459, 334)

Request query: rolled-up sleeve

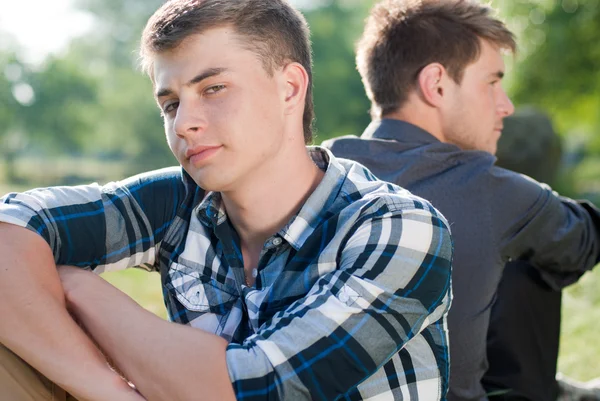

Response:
(0, 167), (187, 272)
(226, 198), (453, 400)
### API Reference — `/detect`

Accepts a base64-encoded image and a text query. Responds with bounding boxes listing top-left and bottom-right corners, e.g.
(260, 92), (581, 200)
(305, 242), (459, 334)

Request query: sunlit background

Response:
(0, 0), (92, 64)
(1, 0), (600, 384)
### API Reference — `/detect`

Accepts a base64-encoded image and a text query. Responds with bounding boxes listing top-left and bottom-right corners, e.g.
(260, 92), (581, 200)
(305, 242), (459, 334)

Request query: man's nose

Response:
(498, 88), (515, 118)
(174, 101), (207, 139)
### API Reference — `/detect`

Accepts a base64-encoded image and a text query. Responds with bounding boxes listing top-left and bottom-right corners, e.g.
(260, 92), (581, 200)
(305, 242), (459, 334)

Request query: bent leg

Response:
(0, 344), (73, 401)
(483, 261), (561, 401)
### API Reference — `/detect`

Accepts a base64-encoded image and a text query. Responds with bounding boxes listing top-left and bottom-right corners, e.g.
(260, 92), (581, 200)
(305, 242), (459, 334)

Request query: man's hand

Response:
(0, 223), (146, 401)
(55, 263), (236, 401)
(58, 264), (95, 300)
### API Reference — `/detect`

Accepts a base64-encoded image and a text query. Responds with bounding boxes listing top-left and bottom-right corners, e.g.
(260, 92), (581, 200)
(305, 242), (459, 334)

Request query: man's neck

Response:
(383, 103), (446, 143)
(220, 142), (324, 261)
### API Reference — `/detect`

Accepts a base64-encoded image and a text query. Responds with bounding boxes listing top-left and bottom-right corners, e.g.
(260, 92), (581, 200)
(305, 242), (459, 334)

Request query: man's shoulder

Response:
(322, 134), (372, 156)
(334, 156), (449, 224)
(322, 134), (361, 146)
(112, 166), (204, 201)
(116, 166), (188, 189)
(325, 134), (501, 195)
(323, 129), (497, 171)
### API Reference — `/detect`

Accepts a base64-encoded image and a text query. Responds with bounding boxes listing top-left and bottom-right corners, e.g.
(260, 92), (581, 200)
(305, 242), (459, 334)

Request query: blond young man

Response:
(324, 1), (600, 400)
(0, 1), (453, 400)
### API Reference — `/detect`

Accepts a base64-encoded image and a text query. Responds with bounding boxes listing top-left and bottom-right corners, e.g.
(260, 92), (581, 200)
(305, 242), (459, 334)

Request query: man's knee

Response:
(0, 344), (69, 401)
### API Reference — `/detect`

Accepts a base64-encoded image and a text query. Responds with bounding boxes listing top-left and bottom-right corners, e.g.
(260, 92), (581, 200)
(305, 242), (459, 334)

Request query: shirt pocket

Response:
(168, 261), (239, 313)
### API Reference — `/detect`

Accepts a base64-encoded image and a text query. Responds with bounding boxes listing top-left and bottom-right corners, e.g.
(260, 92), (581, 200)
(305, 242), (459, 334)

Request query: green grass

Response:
(559, 266), (600, 380)
(101, 269), (167, 320)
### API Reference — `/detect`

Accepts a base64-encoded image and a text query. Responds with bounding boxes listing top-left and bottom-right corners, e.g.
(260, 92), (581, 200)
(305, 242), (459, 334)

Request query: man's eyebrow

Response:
(187, 67), (227, 86)
(155, 67), (228, 98)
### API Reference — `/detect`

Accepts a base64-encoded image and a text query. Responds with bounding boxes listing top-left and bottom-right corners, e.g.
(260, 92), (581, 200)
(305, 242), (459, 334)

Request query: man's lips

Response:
(185, 145), (222, 163)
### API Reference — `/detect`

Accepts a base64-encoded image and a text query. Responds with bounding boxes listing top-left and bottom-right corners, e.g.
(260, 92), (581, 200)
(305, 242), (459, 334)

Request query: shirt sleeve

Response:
(0, 167), (189, 272)
(225, 197), (453, 400)
(491, 166), (600, 289)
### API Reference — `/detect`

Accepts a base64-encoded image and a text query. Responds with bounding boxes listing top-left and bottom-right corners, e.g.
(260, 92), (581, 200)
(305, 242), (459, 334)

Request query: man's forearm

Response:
(0, 223), (144, 401)
(60, 266), (236, 401)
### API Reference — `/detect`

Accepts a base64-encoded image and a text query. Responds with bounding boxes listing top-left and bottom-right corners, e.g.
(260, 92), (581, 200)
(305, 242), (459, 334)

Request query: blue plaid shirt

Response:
(0, 147), (453, 400)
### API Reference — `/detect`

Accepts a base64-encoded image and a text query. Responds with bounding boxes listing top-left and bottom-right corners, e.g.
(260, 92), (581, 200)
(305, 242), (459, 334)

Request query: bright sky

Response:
(0, 0), (317, 65)
(0, 0), (94, 64)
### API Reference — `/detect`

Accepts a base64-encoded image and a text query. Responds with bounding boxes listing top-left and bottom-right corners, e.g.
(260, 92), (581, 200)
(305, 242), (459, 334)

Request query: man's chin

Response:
(190, 175), (234, 193)
(191, 178), (221, 192)
(182, 167), (219, 191)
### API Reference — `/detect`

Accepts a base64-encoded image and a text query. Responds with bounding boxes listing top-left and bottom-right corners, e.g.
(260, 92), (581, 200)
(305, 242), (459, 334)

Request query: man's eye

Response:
(163, 102), (179, 114)
(206, 84), (225, 95)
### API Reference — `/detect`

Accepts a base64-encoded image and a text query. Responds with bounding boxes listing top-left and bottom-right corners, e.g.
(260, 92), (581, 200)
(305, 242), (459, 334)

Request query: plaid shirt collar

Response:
(195, 146), (345, 251)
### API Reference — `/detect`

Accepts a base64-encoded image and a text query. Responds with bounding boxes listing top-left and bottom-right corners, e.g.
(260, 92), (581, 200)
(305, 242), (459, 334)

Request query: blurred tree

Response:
(0, 53), (26, 181)
(74, 0), (164, 69)
(500, 0), (600, 149)
(305, 0), (373, 143)
(67, 0), (176, 173)
(0, 53), (98, 182)
(23, 57), (99, 153)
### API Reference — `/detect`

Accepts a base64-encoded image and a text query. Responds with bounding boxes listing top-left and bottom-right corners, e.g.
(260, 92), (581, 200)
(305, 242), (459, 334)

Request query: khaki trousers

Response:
(0, 345), (77, 401)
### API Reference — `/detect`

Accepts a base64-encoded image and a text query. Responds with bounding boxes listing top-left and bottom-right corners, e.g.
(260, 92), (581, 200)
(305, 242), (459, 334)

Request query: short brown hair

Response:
(357, 0), (516, 118)
(140, 0), (314, 143)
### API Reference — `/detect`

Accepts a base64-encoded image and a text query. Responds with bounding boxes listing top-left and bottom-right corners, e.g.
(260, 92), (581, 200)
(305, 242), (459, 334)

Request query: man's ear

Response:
(281, 62), (308, 115)
(417, 63), (447, 107)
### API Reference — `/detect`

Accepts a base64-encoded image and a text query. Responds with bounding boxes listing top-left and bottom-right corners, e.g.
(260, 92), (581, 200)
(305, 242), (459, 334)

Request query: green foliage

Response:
(503, 0), (600, 147)
(65, 0), (178, 172)
(0, 53), (99, 181)
(74, 0), (164, 69)
(0, 54), (28, 181)
(305, 0), (373, 142)
(78, 63), (176, 173)
(0, 54), (22, 141)
(23, 57), (99, 152)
